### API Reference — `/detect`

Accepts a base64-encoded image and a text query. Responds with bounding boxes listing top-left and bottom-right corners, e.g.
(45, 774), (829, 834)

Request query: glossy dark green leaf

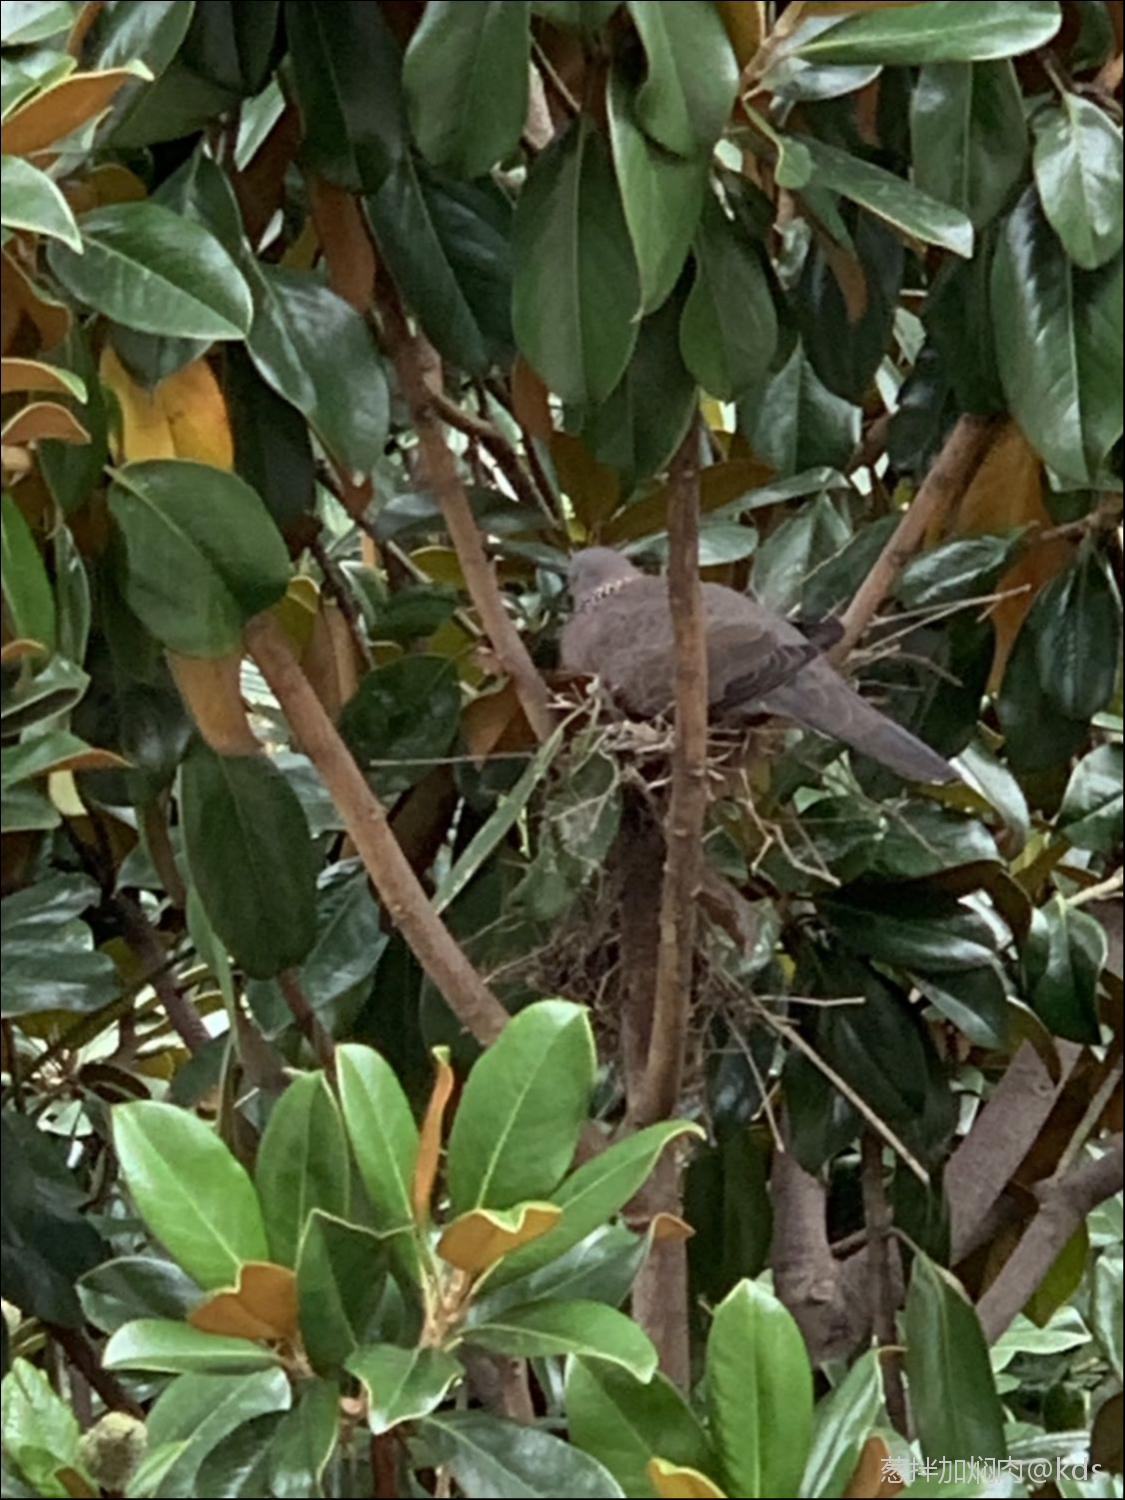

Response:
(77, 1256), (201, 1335)
(706, 1280), (813, 1498)
(367, 156), (514, 374)
(1, 655), (89, 736)
(566, 1360), (714, 1500)
(1, 154), (81, 250)
(898, 532), (1023, 610)
(608, 66), (708, 313)
(225, 345), (316, 535)
(910, 61), (1028, 229)
(108, 460), (290, 656)
(246, 266), (389, 476)
(468, 1299), (657, 1380)
(685, 1129), (772, 1306)
(335, 1043), (419, 1238)
(475, 1223), (645, 1318)
(797, 135), (974, 256)
(177, 0), (281, 96)
(752, 492), (850, 614)
(861, 615), (994, 765)
(904, 1254), (1007, 1460)
(1, 495), (55, 650)
(38, 324), (109, 516)
(347, 1345), (462, 1435)
(284, 0), (405, 192)
(800, 1351), (883, 1499)
(1033, 94), (1124, 270)
(255, 1074), (350, 1268)
(925, 235), (1006, 413)
(414, 1411), (624, 1499)
(1034, 548), (1121, 720)
(512, 118), (640, 405)
(913, 965), (1010, 1051)
(1059, 743), (1123, 852)
(737, 344), (860, 475)
(794, 211), (903, 402)
(626, 0), (738, 157)
(247, 862), (388, 1039)
(680, 199), (777, 400)
(820, 890), (997, 973)
(48, 203), (252, 339)
(105, 1319), (278, 1375)
(295, 1211), (390, 1375)
(1, 2), (77, 44)
(992, 187), (1124, 485)
(404, 1), (529, 179)
(447, 999), (596, 1214)
(268, 1379), (339, 1500)
(194, 1413), (283, 1500)
(793, 2), (1061, 64)
(339, 655), (461, 799)
(581, 287), (698, 493)
(1021, 898), (1105, 1044)
(144, 1370), (292, 1500)
(783, 1049), (860, 1173)
(180, 743), (319, 980)
(534, 0), (619, 27)
(0, 874), (118, 1017)
(113, 1101), (269, 1290)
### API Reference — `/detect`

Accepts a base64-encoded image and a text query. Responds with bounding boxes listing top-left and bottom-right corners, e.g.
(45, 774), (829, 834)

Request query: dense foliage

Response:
(1, 1), (1122, 1497)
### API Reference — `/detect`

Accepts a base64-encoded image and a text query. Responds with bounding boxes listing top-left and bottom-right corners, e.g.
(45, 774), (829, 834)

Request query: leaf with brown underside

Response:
(187, 1261), (299, 1342)
(1, 402), (89, 445)
(167, 650), (260, 756)
(412, 1047), (454, 1225)
(648, 1458), (727, 1499)
(2, 68), (143, 157)
(100, 347), (234, 468)
(437, 1203), (562, 1274)
(307, 175), (376, 312)
(1, 251), (71, 351)
(843, 1434), (903, 1497)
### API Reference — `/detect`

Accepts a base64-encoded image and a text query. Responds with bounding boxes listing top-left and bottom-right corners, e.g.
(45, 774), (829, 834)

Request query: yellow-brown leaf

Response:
(1, 356), (78, 396)
(2, 69), (139, 157)
(843, 1434), (904, 1497)
(437, 1203), (562, 1274)
(605, 458), (773, 544)
(1, 250), (70, 352)
(167, 651), (261, 756)
(100, 347), (233, 467)
(1, 401), (89, 445)
(412, 1047), (454, 1224)
(715, 1), (766, 68)
(549, 430), (620, 532)
(187, 1261), (299, 1342)
(647, 1459), (727, 1499)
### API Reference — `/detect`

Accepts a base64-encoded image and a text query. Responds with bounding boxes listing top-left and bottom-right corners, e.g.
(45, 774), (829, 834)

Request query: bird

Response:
(559, 546), (959, 784)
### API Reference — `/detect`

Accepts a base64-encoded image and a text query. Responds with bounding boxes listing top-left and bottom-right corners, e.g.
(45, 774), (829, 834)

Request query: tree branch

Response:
(832, 415), (995, 662)
(976, 1134), (1124, 1343)
(375, 286), (555, 744)
(245, 613), (511, 1045)
(631, 425), (709, 1128)
(114, 894), (210, 1055)
(861, 1133), (908, 1436)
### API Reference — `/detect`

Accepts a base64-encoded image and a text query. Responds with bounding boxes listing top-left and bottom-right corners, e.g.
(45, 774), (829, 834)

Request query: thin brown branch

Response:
(46, 1323), (143, 1418)
(431, 390), (558, 526)
(630, 426), (708, 1128)
(861, 1133), (908, 1436)
(310, 534), (374, 670)
(832, 415), (996, 662)
(277, 968), (335, 1068)
(374, 285), (555, 744)
(114, 894), (210, 1055)
(245, 613), (510, 1044)
(977, 1134), (1124, 1343)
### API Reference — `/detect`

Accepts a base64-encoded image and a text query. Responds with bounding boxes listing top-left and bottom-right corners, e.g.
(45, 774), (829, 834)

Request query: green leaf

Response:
(608, 68), (707, 314)
(246, 266), (389, 476)
(467, 1299), (657, 1380)
(113, 1101), (269, 1290)
(1091, 1246), (1123, 1383)
(799, 1350), (883, 1498)
(367, 159), (514, 375)
(751, 491), (851, 615)
(0, 873), (119, 1017)
(78, 1256), (202, 1335)
(1022, 897), (1105, 1044)
(339, 655), (461, 799)
(104, 1319), (279, 1375)
(1059, 743), (1123, 852)
(793, 2), (1062, 64)
(446, 999), (596, 1214)
(909, 61), (1028, 229)
(295, 1212), (391, 1375)
(897, 532), (1024, 610)
(144, 1370), (292, 1499)
(268, 1379), (339, 1500)
(108, 460), (290, 657)
(1036, 548), (1121, 720)
(565, 1360), (714, 1500)
(684, 1129), (772, 1307)
(992, 187), (1123, 486)
(904, 1254), (1007, 1460)
(534, 0), (619, 27)
(1, 494), (56, 651)
(625, 0), (738, 157)
(48, 203), (252, 338)
(347, 1346), (462, 1435)
(255, 1073), (351, 1268)
(335, 1043), (419, 1235)
(1033, 94), (1124, 270)
(797, 135), (974, 256)
(284, 0), (405, 192)
(512, 117), (640, 405)
(913, 965), (1010, 1052)
(415, 1410), (625, 1499)
(706, 1280), (813, 1498)
(0, 1358), (83, 1499)
(820, 890), (997, 972)
(680, 198), (778, 400)
(180, 743), (319, 980)
(486, 1121), (703, 1288)
(0, 154), (81, 250)
(1, 2), (78, 45)
(737, 346), (859, 476)
(404, 1), (529, 179)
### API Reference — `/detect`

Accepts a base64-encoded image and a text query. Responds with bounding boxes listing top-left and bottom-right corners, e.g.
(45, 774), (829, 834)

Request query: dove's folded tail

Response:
(763, 661), (960, 784)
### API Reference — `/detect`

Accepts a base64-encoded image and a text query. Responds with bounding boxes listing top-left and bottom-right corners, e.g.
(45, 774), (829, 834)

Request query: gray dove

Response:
(560, 547), (958, 784)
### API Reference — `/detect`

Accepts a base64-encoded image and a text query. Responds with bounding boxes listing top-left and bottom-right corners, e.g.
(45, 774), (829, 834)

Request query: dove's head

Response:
(567, 547), (642, 606)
